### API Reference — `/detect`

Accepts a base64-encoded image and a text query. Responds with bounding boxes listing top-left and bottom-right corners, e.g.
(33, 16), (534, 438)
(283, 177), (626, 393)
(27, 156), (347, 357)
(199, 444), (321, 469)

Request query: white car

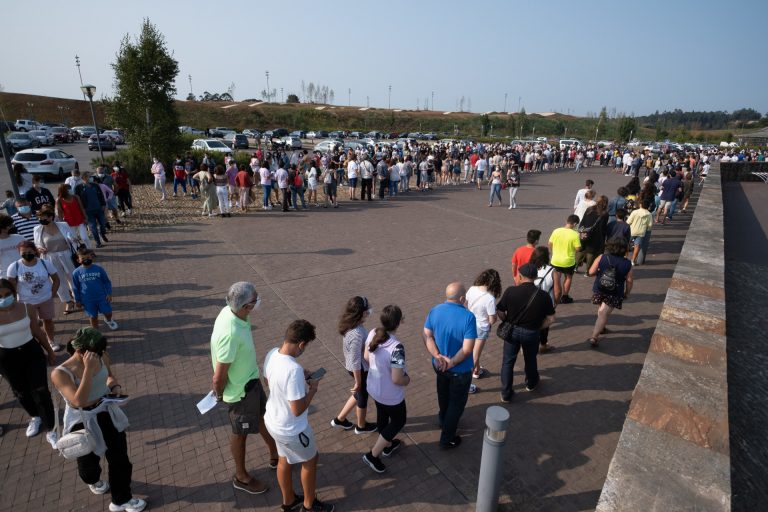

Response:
(282, 136), (302, 150)
(191, 139), (232, 154)
(11, 148), (78, 179)
(314, 140), (341, 153)
(28, 129), (53, 146)
(306, 131), (318, 139)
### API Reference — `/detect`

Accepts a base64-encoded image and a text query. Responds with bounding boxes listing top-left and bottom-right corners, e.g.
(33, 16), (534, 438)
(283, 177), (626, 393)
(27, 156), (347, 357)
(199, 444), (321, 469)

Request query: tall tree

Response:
(107, 19), (180, 161)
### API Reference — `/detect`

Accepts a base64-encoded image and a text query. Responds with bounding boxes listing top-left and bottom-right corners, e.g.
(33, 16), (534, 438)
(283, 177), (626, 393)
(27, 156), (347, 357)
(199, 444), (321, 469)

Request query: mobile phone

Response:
(307, 368), (326, 381)
(106, 393), (129, 400)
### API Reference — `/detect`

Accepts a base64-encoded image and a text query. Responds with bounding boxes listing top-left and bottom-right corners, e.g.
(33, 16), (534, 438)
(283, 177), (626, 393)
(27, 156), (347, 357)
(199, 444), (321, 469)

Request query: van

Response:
(15, 119), (39, 132)
(559, 138), (583, 150)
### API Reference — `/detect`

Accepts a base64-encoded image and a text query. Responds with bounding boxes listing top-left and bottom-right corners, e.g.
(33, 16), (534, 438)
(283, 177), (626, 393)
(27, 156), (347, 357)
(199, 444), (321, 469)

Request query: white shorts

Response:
(267, 425), (317, 464)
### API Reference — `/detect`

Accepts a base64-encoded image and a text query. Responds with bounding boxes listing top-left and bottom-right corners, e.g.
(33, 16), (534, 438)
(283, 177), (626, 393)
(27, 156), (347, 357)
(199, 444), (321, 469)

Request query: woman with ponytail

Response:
(362, 305), (409, 473)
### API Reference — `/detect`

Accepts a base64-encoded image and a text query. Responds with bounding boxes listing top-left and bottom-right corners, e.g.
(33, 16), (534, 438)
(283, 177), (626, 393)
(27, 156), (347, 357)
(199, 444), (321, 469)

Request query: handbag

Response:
(496, 286), (540, 341)
(53, 367), (96, 460)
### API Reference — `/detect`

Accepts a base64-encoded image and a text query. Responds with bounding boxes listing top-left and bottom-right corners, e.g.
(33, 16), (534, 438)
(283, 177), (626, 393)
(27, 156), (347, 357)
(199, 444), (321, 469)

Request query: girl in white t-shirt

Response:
(531, 247), (558, 352)
(362, 305), (408, 473)
(465, 269), (502, 389)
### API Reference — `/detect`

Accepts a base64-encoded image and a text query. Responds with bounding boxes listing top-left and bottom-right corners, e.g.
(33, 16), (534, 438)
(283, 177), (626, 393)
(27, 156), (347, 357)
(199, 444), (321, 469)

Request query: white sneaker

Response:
(26, 417), (41, 437)
(105, 320), (119, 331)
(89, 480), (110, 495)
(109, 498), (147, 512)
(126, 209), (132, 216)
(508, 205), (513, 210)
(468, 384), (478, 394)
(45, 430), (59, 449)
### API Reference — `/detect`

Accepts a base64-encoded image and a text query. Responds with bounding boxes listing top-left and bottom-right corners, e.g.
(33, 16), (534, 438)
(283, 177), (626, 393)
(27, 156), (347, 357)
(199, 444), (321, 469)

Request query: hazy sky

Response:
(2, 0), (766, 117)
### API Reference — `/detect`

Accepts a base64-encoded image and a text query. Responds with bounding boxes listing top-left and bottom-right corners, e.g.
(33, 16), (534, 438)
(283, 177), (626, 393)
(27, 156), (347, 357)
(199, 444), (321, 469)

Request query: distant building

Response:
(737, 127), (768, 147)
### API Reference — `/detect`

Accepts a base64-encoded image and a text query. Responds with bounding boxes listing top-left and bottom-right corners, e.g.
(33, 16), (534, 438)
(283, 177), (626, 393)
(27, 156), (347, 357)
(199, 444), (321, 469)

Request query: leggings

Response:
(374, 399), (406, 442)
(215, 186), (229, 214)
(0, 339), (55, 430)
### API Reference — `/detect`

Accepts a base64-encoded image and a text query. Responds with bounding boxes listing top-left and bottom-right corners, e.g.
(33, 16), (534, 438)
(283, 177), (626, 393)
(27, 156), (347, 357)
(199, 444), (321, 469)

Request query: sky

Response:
(2, 0), (766, 117)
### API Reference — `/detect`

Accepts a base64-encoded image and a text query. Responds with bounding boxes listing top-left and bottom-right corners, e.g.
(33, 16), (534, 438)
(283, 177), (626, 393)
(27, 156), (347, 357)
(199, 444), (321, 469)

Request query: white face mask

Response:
(367, 308), (374, 316)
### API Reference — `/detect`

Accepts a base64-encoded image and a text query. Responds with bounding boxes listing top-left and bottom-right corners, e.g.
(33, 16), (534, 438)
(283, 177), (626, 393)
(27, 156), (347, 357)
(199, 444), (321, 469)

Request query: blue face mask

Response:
(0, 295), (14, 308)
(18, 206), (31, 215)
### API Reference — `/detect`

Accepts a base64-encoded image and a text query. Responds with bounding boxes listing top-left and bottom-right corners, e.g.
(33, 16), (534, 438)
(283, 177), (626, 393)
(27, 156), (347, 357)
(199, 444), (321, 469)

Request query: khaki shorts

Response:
(268, 425), (318, 465)
(26, 298), (56, 321)
(227, 379), (266, 435)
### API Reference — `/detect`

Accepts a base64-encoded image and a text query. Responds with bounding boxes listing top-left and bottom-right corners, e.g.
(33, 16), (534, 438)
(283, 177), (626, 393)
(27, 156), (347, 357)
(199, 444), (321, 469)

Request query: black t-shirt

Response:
(496, 283), (555, 331)
(25, 187), (55, 212)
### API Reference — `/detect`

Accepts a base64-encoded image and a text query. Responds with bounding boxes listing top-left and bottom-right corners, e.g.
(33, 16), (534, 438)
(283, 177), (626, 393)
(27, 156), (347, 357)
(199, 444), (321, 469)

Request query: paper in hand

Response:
(197, 391), (218, 415)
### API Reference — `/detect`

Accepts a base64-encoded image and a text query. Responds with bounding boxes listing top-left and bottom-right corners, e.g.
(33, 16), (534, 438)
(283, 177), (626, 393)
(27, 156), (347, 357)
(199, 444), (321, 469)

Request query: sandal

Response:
(588, 337), (599, 348)
(268, 458), (279, 470)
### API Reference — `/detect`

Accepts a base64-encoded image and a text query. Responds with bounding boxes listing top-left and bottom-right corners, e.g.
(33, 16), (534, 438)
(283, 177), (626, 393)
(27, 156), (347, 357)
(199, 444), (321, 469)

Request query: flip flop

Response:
(588, 338), (599, 348)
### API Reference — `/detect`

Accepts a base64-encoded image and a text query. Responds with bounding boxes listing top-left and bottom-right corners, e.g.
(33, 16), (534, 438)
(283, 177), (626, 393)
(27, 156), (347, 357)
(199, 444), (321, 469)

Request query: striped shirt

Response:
(11, 213), (39, 242)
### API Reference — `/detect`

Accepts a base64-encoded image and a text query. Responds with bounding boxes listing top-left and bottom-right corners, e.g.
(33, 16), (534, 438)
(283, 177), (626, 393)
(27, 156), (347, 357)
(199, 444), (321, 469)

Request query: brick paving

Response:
(0, 165), (694, 511)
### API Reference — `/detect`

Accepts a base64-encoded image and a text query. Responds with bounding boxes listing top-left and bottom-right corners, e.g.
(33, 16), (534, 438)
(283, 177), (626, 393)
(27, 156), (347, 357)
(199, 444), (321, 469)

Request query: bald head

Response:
(445, 282), (466, 303)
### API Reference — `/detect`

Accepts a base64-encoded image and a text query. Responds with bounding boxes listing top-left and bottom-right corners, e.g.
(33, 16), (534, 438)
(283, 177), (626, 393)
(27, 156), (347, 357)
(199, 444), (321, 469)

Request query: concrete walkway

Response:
(0, 166), (694, 511)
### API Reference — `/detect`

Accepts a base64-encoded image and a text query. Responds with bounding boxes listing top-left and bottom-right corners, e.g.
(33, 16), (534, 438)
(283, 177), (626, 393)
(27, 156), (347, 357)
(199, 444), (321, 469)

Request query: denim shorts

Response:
(476, 327), (490, 341)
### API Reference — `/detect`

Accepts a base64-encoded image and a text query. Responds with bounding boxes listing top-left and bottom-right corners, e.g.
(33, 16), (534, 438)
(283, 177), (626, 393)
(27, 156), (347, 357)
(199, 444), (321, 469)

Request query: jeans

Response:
(173, 176), (187, 195)
(290, 186), (306, 209)
(0, 340), (55, 430)
(500, 326), (541, 400)
(489, 183), (502, 204)
(75, 412), (134, 506)
(281, 188), (290, 211)
(361, 178), (373, 200)
(374, 400), (407, 442)
(262, 184), (271, 208)
(435, 369), (472, 445)
(388, 180), (399, 197)
(115, 189), (132, 212)
(378, 179), (388, 199)
(574, 160), (583, 173)
(154, 177), (166, 199)
(637, 230), (652, 264)
(667, 199), (678, 219)
(86, 209), (108, 245)
(215, 186), (229, 214)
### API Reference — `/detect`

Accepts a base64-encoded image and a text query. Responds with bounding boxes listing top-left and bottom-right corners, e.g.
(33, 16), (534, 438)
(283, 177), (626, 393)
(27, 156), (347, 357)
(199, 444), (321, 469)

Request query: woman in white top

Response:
(362, 305), (409, 473)
(33, 205), (78, 314)
(465, 269), (502, 390)
(488, 168), (503, 207)
(574, 189), (596, 222)
(531, 247), (558, 352)
(150, 157), (166, 201)
(0, 278), (56, 443)
(331, 296), (376, 434)
(306, 166), (319, 206)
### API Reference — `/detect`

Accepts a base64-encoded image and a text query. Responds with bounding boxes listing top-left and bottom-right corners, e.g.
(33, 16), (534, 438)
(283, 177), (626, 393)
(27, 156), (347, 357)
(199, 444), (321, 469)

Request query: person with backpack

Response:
(78, 173), (109, 248)
(288, 164), (307, 210)
(575, 196), (609, 273)
(586, 237), (634, 348)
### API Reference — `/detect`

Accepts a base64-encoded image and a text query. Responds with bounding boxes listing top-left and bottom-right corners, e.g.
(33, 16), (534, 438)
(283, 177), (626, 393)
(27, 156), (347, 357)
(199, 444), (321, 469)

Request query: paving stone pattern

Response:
(0, 167), (693, 511)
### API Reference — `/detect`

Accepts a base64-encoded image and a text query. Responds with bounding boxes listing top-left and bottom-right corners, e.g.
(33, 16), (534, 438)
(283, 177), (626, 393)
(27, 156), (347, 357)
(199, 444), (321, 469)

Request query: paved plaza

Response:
(0, 166), (694, 511)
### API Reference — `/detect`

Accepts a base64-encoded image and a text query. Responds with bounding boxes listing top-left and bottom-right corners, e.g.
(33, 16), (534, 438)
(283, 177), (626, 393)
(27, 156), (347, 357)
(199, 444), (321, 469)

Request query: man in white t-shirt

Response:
(475, 155), (488, 189)
(264, 320), (335, 512)
(346, 154), (359, 200)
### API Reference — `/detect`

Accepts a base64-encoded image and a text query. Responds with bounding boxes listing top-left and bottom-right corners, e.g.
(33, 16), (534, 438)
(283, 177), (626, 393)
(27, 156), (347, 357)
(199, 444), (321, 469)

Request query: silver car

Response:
(282, 136), (302, 150)
(28, 129), (53, 146)
(11, 148), (79, 179)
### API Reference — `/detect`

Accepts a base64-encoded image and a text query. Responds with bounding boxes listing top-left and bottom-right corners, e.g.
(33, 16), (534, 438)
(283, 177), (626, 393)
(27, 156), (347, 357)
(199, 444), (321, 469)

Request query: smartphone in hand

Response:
(307, 368), (326, 382)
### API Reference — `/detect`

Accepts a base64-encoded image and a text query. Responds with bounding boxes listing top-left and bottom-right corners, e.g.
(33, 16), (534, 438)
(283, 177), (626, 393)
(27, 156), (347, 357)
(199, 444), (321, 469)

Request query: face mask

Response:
(81, 258), (93, 266)
(0, 295), (14, 308)
(21, 253), (36, 262)
(367, 308), (374, 316)
(88, 177), (95, 183)
(254, 296), (262, 311)
(39, 219), (50, 225)
(18, 206), (31, 215)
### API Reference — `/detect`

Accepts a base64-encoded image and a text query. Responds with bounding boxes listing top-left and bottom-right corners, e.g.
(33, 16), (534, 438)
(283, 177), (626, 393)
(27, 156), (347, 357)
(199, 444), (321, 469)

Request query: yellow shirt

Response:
(549, 227), (581, 267)
(627, 208), (653, 237)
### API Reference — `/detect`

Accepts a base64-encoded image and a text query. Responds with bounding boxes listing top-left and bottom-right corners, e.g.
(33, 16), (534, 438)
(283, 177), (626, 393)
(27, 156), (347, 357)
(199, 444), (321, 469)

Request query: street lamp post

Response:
(26, 102), (34, 120)
(265, 71), (270, 102)
(388, 85), (391, 110)
(280, 87), (284, 103)
(431, 91), (434, 111)
(81, 84), (104, 164)
(504, 93), (508, 113)
(75, 55), (86, 100)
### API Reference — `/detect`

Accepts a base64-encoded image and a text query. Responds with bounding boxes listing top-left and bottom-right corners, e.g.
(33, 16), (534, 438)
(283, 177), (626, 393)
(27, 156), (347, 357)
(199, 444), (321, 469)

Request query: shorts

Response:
(82, 298), (112, 318)
(348, 177), (358, 188)
(552, 264), (576, 276)
(268, 426), (318, 464)
(26, 297), (55, 320)
(324, 183), (336, 196)
(477, 171), (485, 180)
(308, 181), (317, 191)
(107, 197), (118, 210)
(348, 370), (369, 409)
(632, 235), (644, 247)
(228, 379), (267, 435)
(476, 327), (490, 341)
(658, 199), (672, 210)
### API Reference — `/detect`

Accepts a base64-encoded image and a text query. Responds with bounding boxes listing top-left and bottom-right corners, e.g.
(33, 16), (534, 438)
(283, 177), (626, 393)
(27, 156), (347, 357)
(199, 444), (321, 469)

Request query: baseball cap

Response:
(518, 263), (538, 279)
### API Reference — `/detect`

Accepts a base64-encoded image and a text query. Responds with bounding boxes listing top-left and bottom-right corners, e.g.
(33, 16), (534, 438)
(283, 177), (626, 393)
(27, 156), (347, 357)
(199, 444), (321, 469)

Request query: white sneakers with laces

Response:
(45, 430), (59, 449)
(105, 319), (119, 331)
(109, 498), (147, 512)
(25, 417), (41, 437)
(89, 480), (110, 495)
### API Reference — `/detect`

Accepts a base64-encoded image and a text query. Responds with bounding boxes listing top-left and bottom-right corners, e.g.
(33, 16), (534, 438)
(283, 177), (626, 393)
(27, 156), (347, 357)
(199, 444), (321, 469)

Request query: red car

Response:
(50, 127), (74, 143)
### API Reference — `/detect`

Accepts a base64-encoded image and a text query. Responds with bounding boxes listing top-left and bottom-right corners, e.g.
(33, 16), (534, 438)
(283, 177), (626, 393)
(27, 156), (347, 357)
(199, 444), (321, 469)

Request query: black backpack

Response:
(599, 255), (618, 292)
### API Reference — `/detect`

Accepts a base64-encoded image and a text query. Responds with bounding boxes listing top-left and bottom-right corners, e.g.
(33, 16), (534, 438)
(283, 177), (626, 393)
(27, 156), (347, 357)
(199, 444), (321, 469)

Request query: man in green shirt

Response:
(548, 214), (582, 304)
(211, 282), (278, 495)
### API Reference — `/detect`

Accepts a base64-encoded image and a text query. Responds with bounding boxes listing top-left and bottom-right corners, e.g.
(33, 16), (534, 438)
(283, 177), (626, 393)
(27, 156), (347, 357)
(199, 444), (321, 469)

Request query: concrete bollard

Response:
(476, 406), (511, 512)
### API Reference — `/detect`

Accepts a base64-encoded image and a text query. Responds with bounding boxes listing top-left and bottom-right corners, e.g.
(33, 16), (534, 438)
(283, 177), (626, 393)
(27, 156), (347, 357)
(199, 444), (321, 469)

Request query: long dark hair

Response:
(0, 278), (17, 296)
(472, 269), (502, 298)
(368, 305), (402, 353)
(337, 296), (368, 335)
(529, 246), (551, 269)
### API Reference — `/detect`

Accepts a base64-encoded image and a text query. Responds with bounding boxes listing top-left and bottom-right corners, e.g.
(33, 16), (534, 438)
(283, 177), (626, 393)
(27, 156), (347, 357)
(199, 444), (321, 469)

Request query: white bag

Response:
(54, 387), (95, 460)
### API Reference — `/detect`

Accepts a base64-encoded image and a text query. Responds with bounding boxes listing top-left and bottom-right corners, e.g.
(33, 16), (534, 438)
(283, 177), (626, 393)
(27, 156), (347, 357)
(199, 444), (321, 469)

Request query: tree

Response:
(617, 116), (637, 142)
(480, 115), (491, 136)
(186, 92), (196, 101)
(107, 18), (180, 161)
(459, 96), (465, 112)
(286, 93), (300, 104)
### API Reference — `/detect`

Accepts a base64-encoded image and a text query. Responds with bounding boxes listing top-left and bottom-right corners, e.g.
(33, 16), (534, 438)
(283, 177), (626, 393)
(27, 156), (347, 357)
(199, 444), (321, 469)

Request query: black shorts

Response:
(552, 264), (576, 276)
(228, 379), (266, 435)
(348, 370), (369, 409)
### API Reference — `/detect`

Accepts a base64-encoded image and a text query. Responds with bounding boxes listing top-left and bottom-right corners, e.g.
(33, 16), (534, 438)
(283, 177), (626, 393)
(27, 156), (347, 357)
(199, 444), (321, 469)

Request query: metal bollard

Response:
(476, 406), (511, 512)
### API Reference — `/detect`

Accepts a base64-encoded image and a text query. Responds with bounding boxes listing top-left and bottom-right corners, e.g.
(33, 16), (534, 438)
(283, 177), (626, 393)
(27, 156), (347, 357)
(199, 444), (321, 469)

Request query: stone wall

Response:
(596, 165), (731, 511)
(719, 161), (768, 182)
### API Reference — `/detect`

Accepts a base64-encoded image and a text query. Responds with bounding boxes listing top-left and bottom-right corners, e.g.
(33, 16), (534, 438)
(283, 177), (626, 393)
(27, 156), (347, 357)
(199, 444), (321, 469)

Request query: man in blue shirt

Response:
(423, 282), (477, 449)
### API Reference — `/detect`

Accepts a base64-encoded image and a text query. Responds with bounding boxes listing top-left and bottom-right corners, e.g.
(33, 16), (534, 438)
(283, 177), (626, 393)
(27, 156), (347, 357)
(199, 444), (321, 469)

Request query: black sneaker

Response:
(101, 234), (109, 242)
(525, 382), (538, 392)
(354, 422), (377, 435)
(560, 295), (574, 304)
(382, 439), (402, 457)
(281, 494), (304, 512)
(302, 498), (335, 512)
(362, 452), (386, 473)
(440, 436), (462, 450)
(330, 417), (353, 430)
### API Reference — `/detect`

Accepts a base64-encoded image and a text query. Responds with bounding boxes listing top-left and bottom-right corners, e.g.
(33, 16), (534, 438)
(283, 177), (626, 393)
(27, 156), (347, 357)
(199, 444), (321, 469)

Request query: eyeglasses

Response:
(244, 297), (262, 310)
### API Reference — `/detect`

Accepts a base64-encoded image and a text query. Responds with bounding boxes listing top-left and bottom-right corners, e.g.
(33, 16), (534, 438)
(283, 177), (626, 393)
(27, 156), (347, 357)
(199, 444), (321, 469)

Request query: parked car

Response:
(316, 130), (329, 138)
(282, 136), (302, 149)
(328, 131), (345, 140)
(242, 129), (261, 138)
(423, 133), (437, 140)
(366, 131), (383, 140)
(76, 126), (98, 138)
(314, 140), (342, 153)
(49, 127), (74, 143)
(191, 139), (232, 153)
(6, 132), (39, 151)
(0, 121), (16, 133)
(103, 130), (125, 144)
(11, 148), (78, 179)
(231, 134), (249, 149)
(271, 128), (289, 138)
(14, 119), (39, 132)
(289, 130), (306, 139)
(28, 129), (53, 146)
(349, 131), (363, 139)
(306, 131), (318, 139)
(88, 134), (117, 151)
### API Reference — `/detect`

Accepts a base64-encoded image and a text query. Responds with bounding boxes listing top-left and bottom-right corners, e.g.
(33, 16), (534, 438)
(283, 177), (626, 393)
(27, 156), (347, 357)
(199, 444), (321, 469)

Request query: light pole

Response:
(188, 74), (193, 98)
(57, 105), (64, 124)
(26, 102), (34, 120)
(75, 55), (86, 100)
(348, 88), (351, 106)
(388, 85), (391, 109)
(81, 84), (104, 164)
(504, 93), (508, 113)
(518, 96), (521, 112)
(366, 96), (369, 108)
(431, 91), (434, 111)
(280, 87), (284, 103)
(265, 71), (270, 102)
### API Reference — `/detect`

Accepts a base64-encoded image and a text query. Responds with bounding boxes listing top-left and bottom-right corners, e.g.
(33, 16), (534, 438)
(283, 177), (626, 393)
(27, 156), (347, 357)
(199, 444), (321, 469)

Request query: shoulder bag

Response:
(496, 286), (540, 341)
